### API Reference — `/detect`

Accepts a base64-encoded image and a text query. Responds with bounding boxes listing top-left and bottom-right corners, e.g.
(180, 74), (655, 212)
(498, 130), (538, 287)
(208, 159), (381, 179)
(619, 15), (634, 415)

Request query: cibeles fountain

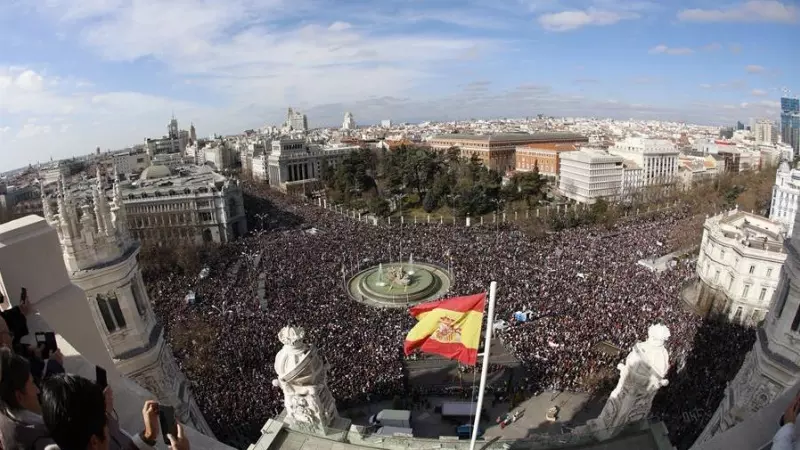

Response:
(347, 254), (453, 308)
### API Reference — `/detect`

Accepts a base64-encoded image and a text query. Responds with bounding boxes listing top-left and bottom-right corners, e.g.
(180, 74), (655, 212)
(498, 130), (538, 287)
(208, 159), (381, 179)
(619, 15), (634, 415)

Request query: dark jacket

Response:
(0, 410), (55, 450)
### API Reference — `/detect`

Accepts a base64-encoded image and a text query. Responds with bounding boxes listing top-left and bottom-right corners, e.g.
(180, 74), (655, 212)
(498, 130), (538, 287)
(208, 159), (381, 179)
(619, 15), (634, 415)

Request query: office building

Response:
(145, 115), (189, 157)
(558, 148), (624, 204)
(342, 112), (356, 130)
(514, 143), (578, 177)
(263, 139), (357, 194)
(286, 107), (309, 132)
(781, 97), (800, 155)
(381, 119), (392, 128)
(608, 137), (679, 187)
(430, 132), (588, 173)
(754, 119), (776, 145)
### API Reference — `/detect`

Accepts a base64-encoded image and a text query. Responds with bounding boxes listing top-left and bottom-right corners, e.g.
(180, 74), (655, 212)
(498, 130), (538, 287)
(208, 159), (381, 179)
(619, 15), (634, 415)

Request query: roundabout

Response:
(347, 258), (453, 308)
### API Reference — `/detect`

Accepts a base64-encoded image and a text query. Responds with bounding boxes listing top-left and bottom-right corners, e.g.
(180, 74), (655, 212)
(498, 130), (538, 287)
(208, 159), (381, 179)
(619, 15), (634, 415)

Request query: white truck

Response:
(369, 409), (411, 429)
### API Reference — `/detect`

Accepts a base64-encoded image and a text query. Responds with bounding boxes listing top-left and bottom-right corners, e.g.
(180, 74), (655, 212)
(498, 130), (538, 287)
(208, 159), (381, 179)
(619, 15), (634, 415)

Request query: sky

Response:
(0, 0), (798, 170)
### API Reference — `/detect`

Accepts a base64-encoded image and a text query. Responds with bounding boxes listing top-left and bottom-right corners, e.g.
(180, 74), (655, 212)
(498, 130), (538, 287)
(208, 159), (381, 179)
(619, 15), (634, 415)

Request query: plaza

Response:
(346, 260), (453, 308)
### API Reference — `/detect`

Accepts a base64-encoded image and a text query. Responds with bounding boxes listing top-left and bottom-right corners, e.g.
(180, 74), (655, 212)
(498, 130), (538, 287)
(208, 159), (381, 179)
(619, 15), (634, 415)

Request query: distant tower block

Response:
(342, 112), (356, 130)
(579, 324), (670, 441)
(272, 326), (349, 436)
(44, 173), (214, 437)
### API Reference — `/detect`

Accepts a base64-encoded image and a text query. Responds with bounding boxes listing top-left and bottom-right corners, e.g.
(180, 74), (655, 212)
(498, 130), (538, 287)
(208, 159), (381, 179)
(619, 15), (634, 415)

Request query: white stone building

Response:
(621, 160), (643, 200)
(770, 161), (800, 235)
(264, 139), (357, 194)
(608, 137), (679, 187)
(121, 165), (247, 246)
(694, 209), (787, 325)
(97, 151), (151, 177)
(693, 203), (800, 446)
(342, 112), (356, 130)
(558, 149), (624, 204)
(41, 172), (214, 435)
(754, 119), (776, 145)
(0, 216), (230, 449)
(285, 107), (308, 132)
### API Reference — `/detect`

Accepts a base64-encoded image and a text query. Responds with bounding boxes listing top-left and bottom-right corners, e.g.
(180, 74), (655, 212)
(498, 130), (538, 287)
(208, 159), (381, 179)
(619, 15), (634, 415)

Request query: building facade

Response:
(121, 165), (247, 246)
(146, 116), (189, 157)
(770, 161), (800, 235)
(692, 209), (786, 324)
(96, 152), (151, 177)
(754, 119), (776, 145)
(0, 184), (42, 224)
(781, 97), (800, 156)
(42, 171), (214, 435)
(514, 143), (577, 176)
(342, 112), (356, 130)
(430, 132), (588, 173)
(608, 137), (679, 187)
(264, 139), (356, 194)
(558, 149), (624, 204)
(694, 202), (800, 446)
(286, 108), (308, 132)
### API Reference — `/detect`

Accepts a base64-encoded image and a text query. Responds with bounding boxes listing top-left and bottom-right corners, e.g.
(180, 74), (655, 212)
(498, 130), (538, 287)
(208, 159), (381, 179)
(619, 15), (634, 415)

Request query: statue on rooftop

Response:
(272, 326), (340, 434)
(578, 323), (671, 441)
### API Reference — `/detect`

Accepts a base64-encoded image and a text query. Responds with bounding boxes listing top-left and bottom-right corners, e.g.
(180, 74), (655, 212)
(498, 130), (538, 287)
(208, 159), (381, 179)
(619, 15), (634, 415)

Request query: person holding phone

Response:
(0, 348), (55, 450)
(774, 393), (800, 450)
(40, 374), (191, 450)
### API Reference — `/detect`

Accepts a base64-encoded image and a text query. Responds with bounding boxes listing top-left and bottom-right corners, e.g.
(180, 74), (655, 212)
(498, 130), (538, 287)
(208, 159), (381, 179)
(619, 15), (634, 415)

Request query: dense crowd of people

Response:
(145, 183), (755, 448)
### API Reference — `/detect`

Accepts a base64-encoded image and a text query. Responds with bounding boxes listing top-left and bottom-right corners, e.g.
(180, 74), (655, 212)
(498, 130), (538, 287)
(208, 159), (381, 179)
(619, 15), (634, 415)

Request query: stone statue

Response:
(272, 326), (340, 434)
(578, 324), (671, 441)
(386, 266), (411, 287)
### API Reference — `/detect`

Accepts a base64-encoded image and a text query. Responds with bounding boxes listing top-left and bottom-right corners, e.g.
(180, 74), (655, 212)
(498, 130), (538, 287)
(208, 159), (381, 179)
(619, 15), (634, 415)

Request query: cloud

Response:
(751, 89), (768, 96)
(16, 123), (52, 139)
(699, 83), (713, 89)
(702, 42), (722, 51)
(677, 0), (799, 23)
(649, 44), (694, 55)
(573, 78), (600, 84)
(538, 9), (638, 31)
(746, 64), (766, 73)
(328, 21), (352, 31)
(0, 67), (78, 115)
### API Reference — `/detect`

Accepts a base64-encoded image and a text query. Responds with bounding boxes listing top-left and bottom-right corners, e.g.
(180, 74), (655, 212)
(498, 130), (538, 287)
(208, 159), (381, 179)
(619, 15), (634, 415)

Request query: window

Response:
(733, 307), (743, 322)
(714, 270), (720, 282)
(200, 212), (212, 222)
(96, 292), (126, 332)
(742, 284), (751, 298)
(131, 278), (147, 316)
(749, 265), (755, 274)
(777, 271), (790, 318)
(720, 249), (725, 260)
(759, 288), (767, 302)
(767, 268), (773, 277)
(728, 274), (734, 289)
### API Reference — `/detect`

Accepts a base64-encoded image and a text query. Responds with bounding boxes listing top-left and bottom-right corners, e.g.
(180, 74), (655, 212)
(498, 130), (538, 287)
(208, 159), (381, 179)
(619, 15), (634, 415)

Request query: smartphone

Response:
(159, 405), (177, 445)
(44, 332), (57, 352)
(96, 366), (107, 390)
(35, 333), (50, 359)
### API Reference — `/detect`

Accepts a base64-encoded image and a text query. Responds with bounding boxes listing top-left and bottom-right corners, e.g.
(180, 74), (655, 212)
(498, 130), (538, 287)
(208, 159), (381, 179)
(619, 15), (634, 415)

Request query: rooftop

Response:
(432, 132), (587, 143)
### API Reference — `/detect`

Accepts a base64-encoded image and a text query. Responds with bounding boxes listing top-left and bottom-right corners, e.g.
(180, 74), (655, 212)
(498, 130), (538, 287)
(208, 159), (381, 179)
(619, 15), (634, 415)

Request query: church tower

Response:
(693, 203), (800, 446)
(43, 168), (214, 436)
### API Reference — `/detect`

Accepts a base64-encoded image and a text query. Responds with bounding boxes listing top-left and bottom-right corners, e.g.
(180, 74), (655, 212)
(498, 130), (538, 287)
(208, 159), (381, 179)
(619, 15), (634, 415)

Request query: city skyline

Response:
(0, 0), (798, 169)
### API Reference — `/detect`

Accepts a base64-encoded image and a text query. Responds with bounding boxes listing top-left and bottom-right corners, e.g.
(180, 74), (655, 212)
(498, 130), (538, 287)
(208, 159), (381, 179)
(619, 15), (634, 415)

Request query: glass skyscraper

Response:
(782, 97), (800, 156)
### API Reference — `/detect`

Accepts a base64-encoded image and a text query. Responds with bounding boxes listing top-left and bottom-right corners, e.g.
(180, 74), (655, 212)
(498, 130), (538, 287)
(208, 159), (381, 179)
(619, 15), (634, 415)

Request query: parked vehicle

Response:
(369, 409), (411, 429)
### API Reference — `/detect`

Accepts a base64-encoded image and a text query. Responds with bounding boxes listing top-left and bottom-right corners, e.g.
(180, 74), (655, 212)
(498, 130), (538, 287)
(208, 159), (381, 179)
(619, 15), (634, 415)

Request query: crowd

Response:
(145, 183), (755, 448)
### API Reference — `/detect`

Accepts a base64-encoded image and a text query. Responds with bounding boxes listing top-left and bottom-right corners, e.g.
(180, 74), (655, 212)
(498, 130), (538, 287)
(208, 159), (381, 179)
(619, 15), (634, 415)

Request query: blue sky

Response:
(0, 0), (798, 170)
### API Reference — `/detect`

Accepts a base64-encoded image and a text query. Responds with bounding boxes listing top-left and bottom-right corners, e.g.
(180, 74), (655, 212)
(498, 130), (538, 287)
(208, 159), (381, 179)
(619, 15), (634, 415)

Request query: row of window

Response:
(706, 243), (776, 277)
(703, 261), (772, 301)
(95, 278), (147, 334)
(127, 200), (214, 215)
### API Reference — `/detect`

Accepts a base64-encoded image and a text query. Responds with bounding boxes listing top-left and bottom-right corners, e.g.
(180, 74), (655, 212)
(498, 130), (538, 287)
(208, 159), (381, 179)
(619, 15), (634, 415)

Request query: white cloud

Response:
(751, 89), (768, 96)
(0, 67), (78, 115)
(538, 9), (638, 31)
(0, 126), (10, 134)
(328, 21), (352, 31)
(746, 64), (766, 73)
(59, 124), (70, 133)
(702, 42), (722, 51)
(649, 44), (694, 55)
(699, 83), (713, 89)
(16, 123), (52, 139)
(677, 0), (798, 23)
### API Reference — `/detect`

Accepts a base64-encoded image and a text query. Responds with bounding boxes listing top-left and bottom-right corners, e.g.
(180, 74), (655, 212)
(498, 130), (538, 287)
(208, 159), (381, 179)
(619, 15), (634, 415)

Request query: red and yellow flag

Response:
(403, 293), (486, 366)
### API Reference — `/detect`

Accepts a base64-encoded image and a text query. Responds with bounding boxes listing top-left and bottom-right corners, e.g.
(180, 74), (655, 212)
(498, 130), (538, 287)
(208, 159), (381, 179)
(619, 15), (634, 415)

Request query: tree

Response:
(423, 190), (438, 213)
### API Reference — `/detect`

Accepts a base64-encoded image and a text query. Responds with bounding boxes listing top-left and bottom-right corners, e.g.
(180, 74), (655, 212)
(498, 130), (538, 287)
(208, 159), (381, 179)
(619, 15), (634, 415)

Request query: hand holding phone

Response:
(780, 395), (800, 426)
(159, 405), (178, 446)
(96, 366), (108, 390)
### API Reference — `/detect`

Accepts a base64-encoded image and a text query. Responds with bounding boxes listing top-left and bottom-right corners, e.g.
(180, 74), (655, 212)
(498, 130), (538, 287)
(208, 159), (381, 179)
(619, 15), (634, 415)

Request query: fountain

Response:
(346, 258), (453, 308)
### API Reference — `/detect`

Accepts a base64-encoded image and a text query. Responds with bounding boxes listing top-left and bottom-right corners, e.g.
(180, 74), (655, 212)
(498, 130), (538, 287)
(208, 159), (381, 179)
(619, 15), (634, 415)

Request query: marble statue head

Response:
(646, 324), (671, 347)
(278, 326), (306, 348)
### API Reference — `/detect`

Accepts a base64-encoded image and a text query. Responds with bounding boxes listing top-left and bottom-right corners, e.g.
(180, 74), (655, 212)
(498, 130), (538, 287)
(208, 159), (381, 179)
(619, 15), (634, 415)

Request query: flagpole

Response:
(469, 281), (496, 450)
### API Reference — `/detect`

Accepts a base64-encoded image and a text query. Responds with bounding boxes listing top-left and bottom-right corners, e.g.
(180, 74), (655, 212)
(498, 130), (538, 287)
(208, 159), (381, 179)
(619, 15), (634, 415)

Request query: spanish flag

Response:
(403, 293), (486, 366)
